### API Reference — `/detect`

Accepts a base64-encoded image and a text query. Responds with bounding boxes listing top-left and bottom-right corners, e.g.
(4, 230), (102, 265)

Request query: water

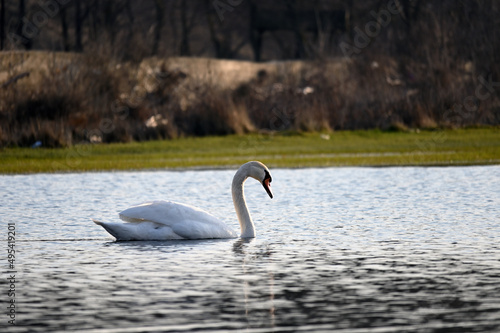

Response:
(1, 166), (499, 332)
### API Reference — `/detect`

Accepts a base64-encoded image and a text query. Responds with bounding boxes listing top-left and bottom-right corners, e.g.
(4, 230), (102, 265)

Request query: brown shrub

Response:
(1, 51), (498, 148)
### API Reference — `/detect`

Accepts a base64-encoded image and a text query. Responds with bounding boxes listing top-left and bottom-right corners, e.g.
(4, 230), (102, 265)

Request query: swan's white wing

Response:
(119, 201), (212, 224)
(93, 219), (183, 241)
(118, 201), (237, 239)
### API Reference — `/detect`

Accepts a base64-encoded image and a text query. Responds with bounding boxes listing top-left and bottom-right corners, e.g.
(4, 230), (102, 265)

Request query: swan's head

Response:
(244, 161), (273, 199)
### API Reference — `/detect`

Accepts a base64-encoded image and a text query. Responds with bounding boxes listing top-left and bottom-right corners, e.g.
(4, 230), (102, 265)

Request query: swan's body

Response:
(93, 161), (273, 241)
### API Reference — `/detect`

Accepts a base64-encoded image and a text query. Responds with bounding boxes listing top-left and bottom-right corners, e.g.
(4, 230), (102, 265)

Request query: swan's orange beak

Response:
(263, 178), (273, 199)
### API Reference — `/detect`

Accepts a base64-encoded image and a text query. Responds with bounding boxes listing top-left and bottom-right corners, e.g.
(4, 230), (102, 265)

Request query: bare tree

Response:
(102, 0), (127, 47)
(179, 0), (190, 56)
(75, 0), (83, 51)
(152, 0), (165, 55)
(18, 0), (32, 49)
(393, 0), (422, 58)
(0, 0), (5, 50)
(205, 0), (248, 59)
(124, 0), (135, 53)
(60, 6), (70, 51)
(176, 1), (203, 56)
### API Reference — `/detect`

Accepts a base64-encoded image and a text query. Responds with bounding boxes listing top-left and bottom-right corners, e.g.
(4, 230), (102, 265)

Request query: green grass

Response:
(1, 128), (499, 174)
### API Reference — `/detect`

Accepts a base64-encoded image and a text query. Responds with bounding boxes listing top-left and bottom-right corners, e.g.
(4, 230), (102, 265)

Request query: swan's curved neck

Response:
(232, 168), (255, 238)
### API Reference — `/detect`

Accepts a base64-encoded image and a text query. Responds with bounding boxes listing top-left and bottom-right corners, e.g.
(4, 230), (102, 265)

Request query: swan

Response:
(93, 161), (273, 241)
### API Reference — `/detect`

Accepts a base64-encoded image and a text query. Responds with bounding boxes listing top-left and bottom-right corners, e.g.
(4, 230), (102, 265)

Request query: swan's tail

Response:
(92, 219), (123, 240)
(92, 218), (104, 226)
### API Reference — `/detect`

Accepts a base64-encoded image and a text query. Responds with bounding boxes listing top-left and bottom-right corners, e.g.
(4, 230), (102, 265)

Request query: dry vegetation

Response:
(0, 50), (499, 148)
(1, 1), (499, 147)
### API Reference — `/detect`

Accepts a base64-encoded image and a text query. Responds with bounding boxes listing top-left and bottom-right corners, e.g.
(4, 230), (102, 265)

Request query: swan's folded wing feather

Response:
(172, 219), (237, 239)
(119, 201), (203, 225)
(118, 200), (237, 239)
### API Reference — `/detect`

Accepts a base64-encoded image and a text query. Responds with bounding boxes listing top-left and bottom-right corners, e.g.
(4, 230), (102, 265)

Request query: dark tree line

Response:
(1, 1), (499, 147)
(1, 0), (362, 59)
(0, 0), (498, 70)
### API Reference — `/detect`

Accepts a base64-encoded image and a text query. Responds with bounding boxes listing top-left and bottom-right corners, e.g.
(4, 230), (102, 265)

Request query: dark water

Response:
(2, 166), (499, 332)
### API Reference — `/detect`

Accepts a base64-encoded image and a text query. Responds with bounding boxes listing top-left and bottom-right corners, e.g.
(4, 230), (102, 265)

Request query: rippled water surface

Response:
(2, 166), (500, 332)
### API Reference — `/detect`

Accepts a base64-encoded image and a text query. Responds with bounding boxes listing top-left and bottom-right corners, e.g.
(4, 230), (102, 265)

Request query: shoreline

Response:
(1, 128), (499, 174)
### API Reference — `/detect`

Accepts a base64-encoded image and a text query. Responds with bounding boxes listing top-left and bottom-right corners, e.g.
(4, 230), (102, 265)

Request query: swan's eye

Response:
(264, 170), (272, 184)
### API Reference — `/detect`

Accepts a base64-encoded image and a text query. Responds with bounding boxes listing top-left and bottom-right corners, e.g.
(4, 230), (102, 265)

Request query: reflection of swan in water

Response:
(232, 238), (254, 254)
(232, 238), (276, 328)
(93, 161), (273, 241)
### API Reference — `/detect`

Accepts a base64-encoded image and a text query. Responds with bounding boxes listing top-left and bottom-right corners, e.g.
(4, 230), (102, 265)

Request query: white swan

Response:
(93, 161), (273, 241)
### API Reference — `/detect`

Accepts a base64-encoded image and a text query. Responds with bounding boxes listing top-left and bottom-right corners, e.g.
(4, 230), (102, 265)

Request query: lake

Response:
(2, 166), (500, 332)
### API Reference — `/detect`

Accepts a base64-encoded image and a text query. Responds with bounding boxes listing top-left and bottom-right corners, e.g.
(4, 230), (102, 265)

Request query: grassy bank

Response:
(1, 128), (498, 174)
